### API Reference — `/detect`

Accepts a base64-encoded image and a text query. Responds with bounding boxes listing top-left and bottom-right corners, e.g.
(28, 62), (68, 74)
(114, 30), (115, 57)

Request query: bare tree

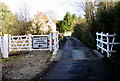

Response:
(17, 2), (31, 22)
(71, 0), (86, 16)
(16, 2), (32, 35)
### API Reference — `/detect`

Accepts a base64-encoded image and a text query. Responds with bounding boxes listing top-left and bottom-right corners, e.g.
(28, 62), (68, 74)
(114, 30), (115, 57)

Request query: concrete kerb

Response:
(50, 50), (62, 62)
(49, 49), (104, 62)
(93, 50), (104, 58)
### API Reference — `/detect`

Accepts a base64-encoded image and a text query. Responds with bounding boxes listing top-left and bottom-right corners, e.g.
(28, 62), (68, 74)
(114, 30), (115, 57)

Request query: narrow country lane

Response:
(43, 36), (113, 80)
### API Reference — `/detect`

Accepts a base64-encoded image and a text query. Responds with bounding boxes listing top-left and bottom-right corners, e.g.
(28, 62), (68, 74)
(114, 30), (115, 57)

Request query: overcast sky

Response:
(0, 0), (86, 20)
(0, 0), (120, 20)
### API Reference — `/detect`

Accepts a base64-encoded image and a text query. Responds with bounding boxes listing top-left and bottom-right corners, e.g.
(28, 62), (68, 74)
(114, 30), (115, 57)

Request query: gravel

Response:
(2, 51), (53, 80)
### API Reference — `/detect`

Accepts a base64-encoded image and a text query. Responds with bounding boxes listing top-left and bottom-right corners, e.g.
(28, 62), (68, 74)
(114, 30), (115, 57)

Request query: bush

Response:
(95, 2), (120, 35)
(72, 22), (96, 48)
(95, 2), (120, 79)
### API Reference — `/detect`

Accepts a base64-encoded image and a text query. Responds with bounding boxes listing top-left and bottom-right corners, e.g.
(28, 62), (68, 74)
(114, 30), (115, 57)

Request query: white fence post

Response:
(28, 34), (32, 51)
(2, 34), (9, 58)
(110, 33), (116, 53)
(101, 32), (103, 53)
(52, 32), (56, 55)
(52, 32), (59, 56)
(56, 33), (59, 50)
(0, 36), (2, 53)
(8, 35), (11, 52)
(0, 37), (1, 48)
(49, 33), (52, 51)
(96, 32), (99, 50)
(106, 33), (110, 57)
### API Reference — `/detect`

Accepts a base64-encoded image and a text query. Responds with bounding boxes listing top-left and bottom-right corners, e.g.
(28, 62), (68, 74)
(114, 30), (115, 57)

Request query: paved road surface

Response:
(44, 36), (113, 80)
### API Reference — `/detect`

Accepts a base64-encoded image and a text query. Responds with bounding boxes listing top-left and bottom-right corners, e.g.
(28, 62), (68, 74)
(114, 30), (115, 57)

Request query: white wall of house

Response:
(64, 31), (73, 36)
(47, 19), (56, 32)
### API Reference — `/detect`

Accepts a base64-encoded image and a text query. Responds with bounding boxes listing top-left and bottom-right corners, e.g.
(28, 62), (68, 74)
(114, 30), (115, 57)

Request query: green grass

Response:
(2, 53), (27, 62)
(44, 52), (52, 57)
(0, 58), (2, 61)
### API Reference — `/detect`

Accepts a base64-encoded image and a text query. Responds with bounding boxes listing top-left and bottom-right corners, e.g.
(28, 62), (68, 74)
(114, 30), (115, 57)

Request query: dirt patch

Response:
(2, 51), (54, 80)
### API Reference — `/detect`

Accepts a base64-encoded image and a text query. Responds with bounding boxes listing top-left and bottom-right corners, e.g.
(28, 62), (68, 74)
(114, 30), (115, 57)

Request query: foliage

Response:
(72, 22), (95, 48)
(32, 12), (52, 35)
(0, 2), (32, 35)
(72, 14), (77, 20)
(56, 20), (62, 32)
(14, 21), (32, 35)
(72, 2), (96, 48)
(72, 2), (120, 48)
(59, 12), (73, 33)
(0, 2), (18, 35)
(72, 1), (120, 79)
(97, 3), (120, 78)
(57, 12), (82, 33)
(90, 2), (120, 34)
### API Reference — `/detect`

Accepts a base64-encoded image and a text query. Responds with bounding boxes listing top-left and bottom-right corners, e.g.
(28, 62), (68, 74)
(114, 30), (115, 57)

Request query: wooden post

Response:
(107, 33), (110, 57)
(2, 34), (9, 58)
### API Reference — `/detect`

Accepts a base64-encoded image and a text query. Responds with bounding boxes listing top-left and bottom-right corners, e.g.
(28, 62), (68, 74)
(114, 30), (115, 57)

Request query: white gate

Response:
(0, 32), (59, 58)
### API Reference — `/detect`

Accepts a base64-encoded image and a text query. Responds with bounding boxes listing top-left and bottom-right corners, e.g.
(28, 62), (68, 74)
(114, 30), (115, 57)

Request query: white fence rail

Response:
(96, 32), (120, 57)
(0, 32), (59, 58)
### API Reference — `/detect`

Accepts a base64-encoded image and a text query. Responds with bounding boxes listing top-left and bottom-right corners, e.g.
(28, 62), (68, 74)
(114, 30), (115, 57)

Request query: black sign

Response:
(32, 36), (48, 48)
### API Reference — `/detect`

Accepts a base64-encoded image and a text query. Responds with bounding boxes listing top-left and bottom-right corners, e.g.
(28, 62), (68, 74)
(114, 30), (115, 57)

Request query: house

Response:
(64, 31), (73, 36)
(47, 18), (56, 32)
(32, 12), (56, 34)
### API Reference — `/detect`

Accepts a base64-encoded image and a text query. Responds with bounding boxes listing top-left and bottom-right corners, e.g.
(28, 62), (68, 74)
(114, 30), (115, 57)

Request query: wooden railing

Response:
(96, 32), (120, 57)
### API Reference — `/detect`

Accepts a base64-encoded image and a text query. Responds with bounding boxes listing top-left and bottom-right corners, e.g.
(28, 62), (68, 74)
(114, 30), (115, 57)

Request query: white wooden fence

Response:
(0, 32), (59, 58)
(96, 32), (120, 57)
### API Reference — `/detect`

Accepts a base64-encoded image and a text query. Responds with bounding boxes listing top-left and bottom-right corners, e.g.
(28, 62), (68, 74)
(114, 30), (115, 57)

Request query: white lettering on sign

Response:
(32, 36), (48, 48)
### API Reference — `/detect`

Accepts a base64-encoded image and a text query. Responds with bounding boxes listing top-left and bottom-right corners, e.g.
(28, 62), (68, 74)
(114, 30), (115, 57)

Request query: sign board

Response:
(32, 36), (48, 48)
